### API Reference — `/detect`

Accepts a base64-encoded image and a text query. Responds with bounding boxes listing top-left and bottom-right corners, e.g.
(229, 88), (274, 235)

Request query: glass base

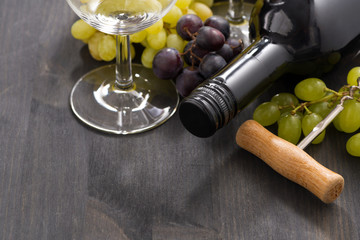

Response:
(70, 64), (179, 134)
(211, 1), (254, 47)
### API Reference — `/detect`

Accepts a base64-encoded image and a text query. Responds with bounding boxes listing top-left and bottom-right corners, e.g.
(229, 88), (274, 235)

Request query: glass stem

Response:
(115, 35), (133, 90)
(227, 0), (245, 24)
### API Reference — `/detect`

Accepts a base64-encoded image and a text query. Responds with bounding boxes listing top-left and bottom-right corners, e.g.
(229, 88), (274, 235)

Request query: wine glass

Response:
(66, 0), (179, 134)
(212, 0), (253, 47)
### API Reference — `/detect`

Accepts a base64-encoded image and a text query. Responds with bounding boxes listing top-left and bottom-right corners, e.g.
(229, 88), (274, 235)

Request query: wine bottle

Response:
(179, 0), (360, 138)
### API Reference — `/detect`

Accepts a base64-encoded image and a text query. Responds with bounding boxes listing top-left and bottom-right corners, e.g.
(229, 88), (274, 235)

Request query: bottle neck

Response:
(216, 37), (293, 109)
(179, 37), (293, 138)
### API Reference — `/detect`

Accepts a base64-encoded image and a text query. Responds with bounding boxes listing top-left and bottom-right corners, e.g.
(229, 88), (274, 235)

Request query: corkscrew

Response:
(298, 82), (360, 149)
(236, 79), (360, 203)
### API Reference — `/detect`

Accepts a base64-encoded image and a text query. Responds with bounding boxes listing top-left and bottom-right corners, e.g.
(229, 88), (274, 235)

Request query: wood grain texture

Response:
(236, 120), (344, 203)
(0, 0), (360, 239)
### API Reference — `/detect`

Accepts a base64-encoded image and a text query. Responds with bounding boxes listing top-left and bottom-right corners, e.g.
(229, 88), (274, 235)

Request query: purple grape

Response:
(204, 15), (230, 39)
(183, 40), (210, 66)
(153, 48), (183, 80)
(176, 14), (204, 41)
(216, 43), (234, 63)
(227, 38), (244, 56)
(199, 53), (227, 78)
(196, 26), (225, 51)
(176, 67), (205, 97)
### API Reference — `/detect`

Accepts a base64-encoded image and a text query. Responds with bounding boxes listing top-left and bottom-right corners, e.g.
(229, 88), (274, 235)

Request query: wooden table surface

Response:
(1, 0), (360, 239)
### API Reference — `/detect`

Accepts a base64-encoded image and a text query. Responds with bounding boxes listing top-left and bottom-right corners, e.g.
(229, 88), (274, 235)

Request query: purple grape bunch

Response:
(152, 14), (245, 97)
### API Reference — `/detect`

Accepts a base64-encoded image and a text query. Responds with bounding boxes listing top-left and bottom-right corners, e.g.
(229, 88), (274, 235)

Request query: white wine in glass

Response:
(66, 0), (179, 134)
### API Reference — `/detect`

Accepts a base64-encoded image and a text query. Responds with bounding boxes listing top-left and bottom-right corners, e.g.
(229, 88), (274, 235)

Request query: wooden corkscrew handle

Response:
(236, 120), (344, 203)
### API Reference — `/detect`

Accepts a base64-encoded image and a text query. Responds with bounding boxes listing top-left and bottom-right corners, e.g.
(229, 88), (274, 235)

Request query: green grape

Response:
(307, 101), (334, 119)
(162, 5), (183, 25)
(271, 93), (299, 112)
(166, 33), (185, 52)
(81, 38), (90, 44)
(346, 133), (360, 157)
(98, 35), (116, 61)
(280, 111), (303, 120)
(168, 27), (178, 35)
(88, 32), (106, 61)
(332, 115), (343, 132)
(145, 19), (164, 34)
(278, 114), (302, 145)
(130, 30), (147, 43)
(141, 47), (159, 68)
(189, 2), (213, 21)
(71, 19), (96, 40)
(195, 0), (214, 8)
(184, 8), (197, 15)
(271, 93), (299, 107)
(347, 66), (360, 86)
(334, 99), (360, 133)
(327, 52), (341, 65)
(294, 78), (327, 101)
(253, 102), (281, 126)
(302, 113), (325, 144)
(140, 39), (150, 48)
(175, 0), (192, 9)
(146, 28), (167, 50)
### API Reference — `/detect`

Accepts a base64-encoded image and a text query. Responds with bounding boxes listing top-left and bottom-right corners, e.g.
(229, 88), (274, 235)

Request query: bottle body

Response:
(179, 0), (360, 138)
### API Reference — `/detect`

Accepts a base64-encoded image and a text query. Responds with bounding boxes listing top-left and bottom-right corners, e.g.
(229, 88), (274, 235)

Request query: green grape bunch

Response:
(252, 66), (360, 157)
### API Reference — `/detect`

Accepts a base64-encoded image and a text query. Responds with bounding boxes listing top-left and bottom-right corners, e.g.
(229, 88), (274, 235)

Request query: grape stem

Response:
(303, 105), (312, 114)
(181, 40), (203, 69)
(278, 104), (295, 110)
(289, 86), (360, 115)
(185, 28), (197, 40)
(291, 96), (329, 114)
(290, 89), (340, 114)
(163, 22), (173, 35)
(325, 87), (342, 97)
